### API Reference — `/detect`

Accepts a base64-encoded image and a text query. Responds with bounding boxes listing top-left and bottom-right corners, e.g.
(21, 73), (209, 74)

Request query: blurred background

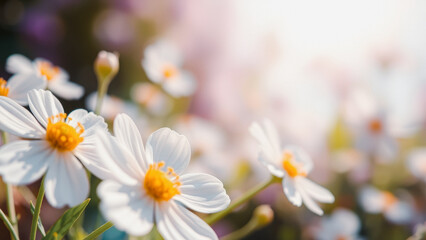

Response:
(1, 0), (426, 239)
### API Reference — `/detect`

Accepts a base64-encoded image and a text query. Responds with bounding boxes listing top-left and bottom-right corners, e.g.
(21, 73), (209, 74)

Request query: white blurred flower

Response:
(315, 208), (361, 240)
(359, 186), (414, 224)
(96, 114), (230, 239)
(6, 54), (84, 100)
(250, 119), (334, 215)
(0, 75), (45, 105)
(343, 88), (399, 162)
(130, 82), (172, 116)
(86, 91), (139, 121)
(0, 89), (107, 207)
(142, 39), (196, 97)
(407, 148), (426, 182)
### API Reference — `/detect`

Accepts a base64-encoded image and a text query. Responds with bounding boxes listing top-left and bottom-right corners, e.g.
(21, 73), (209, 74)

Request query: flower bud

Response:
(253, 205), (274, 227)
(94, 50), (119, 83)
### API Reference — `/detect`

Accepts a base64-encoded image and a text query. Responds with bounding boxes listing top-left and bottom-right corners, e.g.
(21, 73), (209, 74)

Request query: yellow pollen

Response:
(38, 61), (60, 81)
(0, 78), (9, 97)
(162, 65), (178, 79)
(45, 113), (84, 151)
(144, 162), (181, 201)
(369, 119), (382, 134)
(282, 152), (306, 178)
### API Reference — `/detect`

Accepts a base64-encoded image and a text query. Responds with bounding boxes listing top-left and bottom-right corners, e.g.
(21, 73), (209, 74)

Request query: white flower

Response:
(315, 208), (361, 240)
(95, 113), (230, 239)
(6, 54), (84, 100)
(407, 148), (426, 182)
(0, 89), (107, 208)
(359, 186), (414, 224)
(130, 82), (172, 116)
(142, 39), (196, 97)
(249, 119), (334, 215)
(0, 75), (45, 105)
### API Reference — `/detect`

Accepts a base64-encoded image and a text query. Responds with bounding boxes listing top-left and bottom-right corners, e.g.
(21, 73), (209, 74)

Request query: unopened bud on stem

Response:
(253, 205), (274, 227)
(94, 51), (119, 84)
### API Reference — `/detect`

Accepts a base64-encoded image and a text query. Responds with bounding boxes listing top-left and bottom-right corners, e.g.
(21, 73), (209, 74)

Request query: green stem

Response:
(0, 209), (19, 240)
(94, 79), (110, 115)
(83, 221), (113, 240)
(30, 178), (45, 240)
(205, 176), (280, 225)
(221, 217), (258, 240)
(2, 131), (19, 239)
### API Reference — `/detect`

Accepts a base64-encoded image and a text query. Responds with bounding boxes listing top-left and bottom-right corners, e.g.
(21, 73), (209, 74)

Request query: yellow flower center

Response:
(282, 152), (306, 178)
(162, 65), (178, 79)
(38, 61), (60, 81)
(0, 78), (9, 97)
(144, 162), (181, 201)
(369, 119), (382, 134)
(45, 113), (84, 151)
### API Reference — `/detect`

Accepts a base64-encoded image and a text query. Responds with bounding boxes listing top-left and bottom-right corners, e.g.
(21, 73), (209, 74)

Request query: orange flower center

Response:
(144, 162), (181, 201)
(369, 119), (382, 134)
(162, 65), (178, 79)
(38, 61), (60, 81)
(382, 191), (397, 209)
(46, 113), (84, 151)
(282, 152), (306, 178)
(0, 78), (9, 97)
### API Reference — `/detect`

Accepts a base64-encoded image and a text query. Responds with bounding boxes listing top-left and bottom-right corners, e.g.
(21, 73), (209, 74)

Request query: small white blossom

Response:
(250, 119), (334, 215)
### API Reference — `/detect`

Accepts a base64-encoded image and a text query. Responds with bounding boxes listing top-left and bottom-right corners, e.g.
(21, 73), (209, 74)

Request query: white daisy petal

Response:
(249, 122), (281, 166)
(74, 134), (112, 180)
(98, 180), (154, 236)
(297, 177), (334, 203)
(114, 113), (149, 172)
(0, 96), (45, 138)
(146, 128), (190, 175)
(44, 153), (89, 208)
(28, 89), (64, 128)
(6, 54), (34, 74)
(156, 201), (218, 240)
(48, 79), (84, 100)
(258, 149), (285, 178)
(95, 131), (142, 184)
(0, 140), (52, 185)
(282, 178), (302, 207)
(67, 109), (107, 137)
(299, 187), (324, 216)
(173, 173), (230, 214)
(6, 74), (46, 105)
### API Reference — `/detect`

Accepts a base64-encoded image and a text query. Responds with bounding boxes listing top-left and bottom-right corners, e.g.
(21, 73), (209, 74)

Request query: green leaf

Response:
(30, 201), (46, 237)
(42, 199), (91, 240)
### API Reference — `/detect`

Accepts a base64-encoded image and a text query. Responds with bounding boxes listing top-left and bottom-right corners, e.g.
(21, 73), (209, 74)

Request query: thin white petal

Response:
(173, 173), (230, 213)
(94, 131), (142, 184)
(249, 121), (281, 166)
(0, 140), (51, 185)
(0, 96), (45, 138)
(258, 149), (285, 178)
(297, 177), (334, 203)
(74, 134), (112, 180)
(282, 178), (302, 207)
(44, 153), (89, 208)
(298, 186), (324, 215)
(98, 180), (154, 236)
(7, 74), (46, 105)
(156, 201), (218, 240)
(48, 79), (84, 100)
(146, 128), (190, 175)
(6, 54), (34, 74)
(28, 89), (64, 128)
(114, 113), (149, 172)
(67, 109), (107, 137)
